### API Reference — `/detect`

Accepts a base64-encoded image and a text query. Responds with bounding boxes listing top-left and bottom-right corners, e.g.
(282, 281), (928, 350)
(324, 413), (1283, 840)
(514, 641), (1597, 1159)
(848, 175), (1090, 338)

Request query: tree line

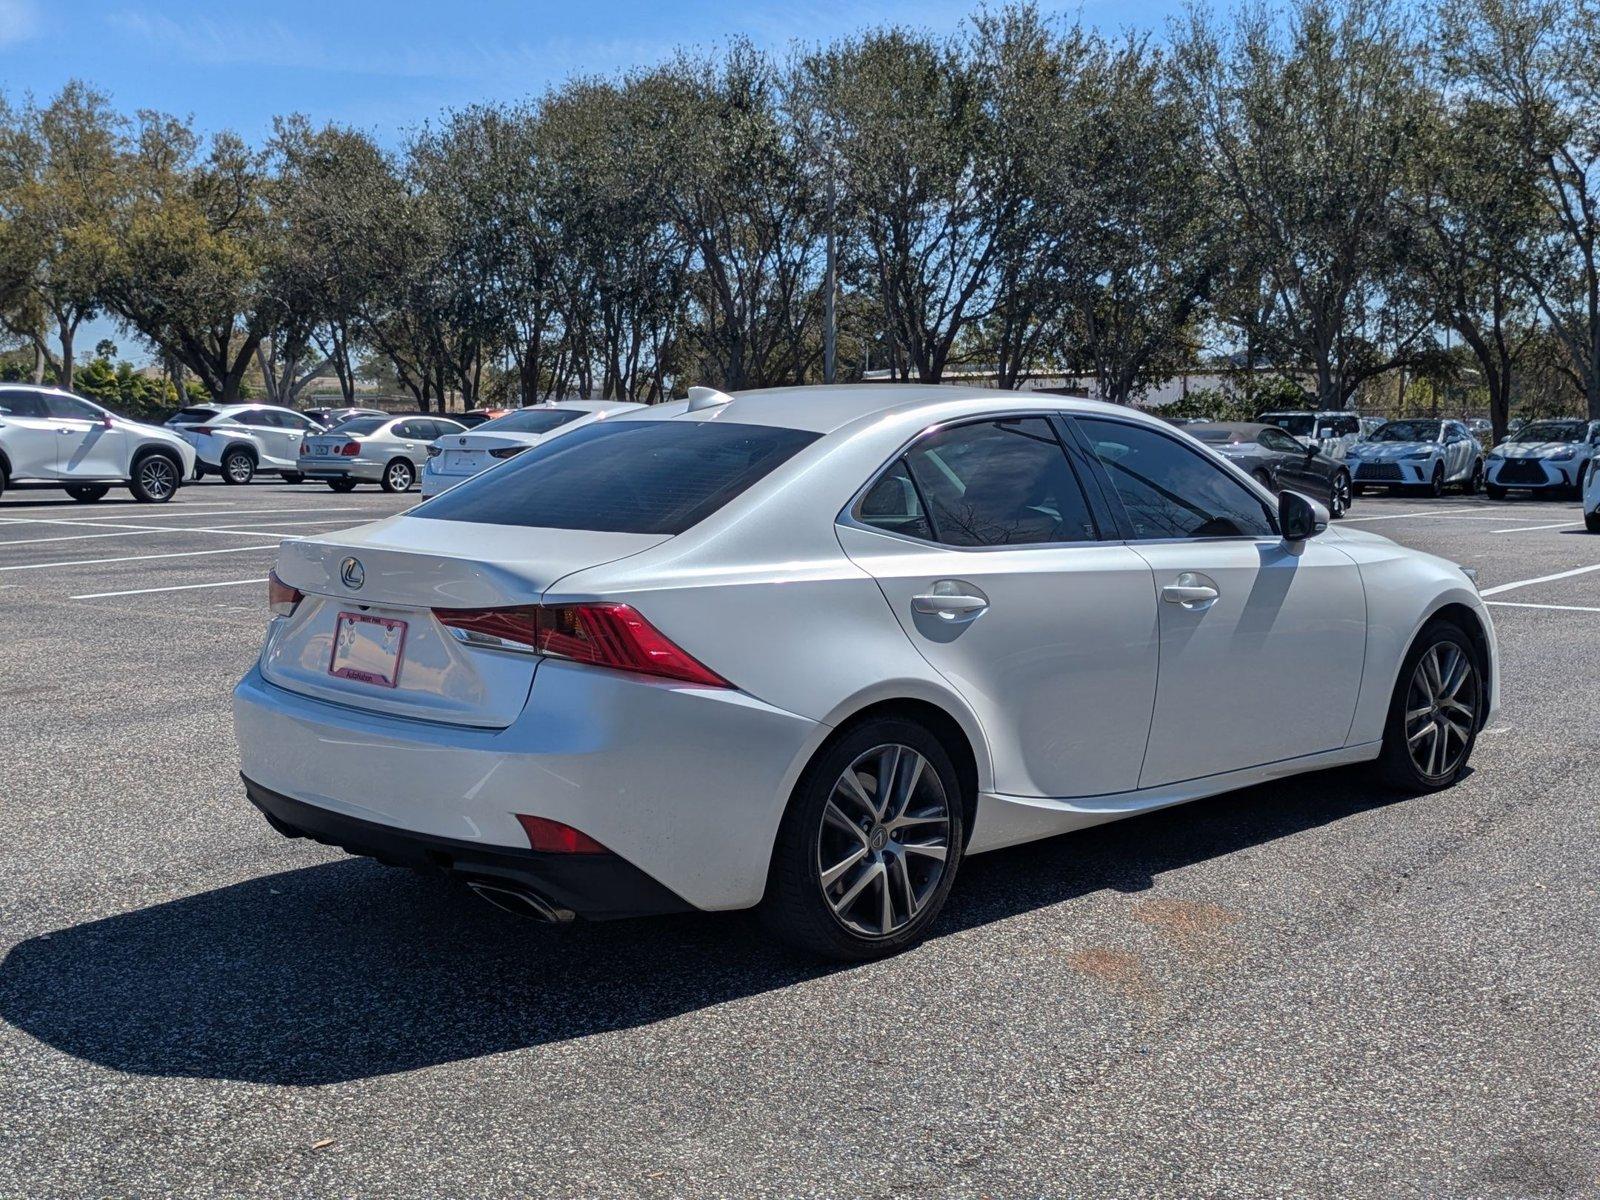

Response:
(2, 0), (1599, 436)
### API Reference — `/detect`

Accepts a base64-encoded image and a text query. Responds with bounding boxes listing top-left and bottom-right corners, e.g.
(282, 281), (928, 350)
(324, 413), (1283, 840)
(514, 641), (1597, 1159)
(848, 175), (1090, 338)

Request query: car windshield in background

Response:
(1371, 421), (1441, 443)
(1509, 421), (1585, 443)
(475, 408), (586, 435)
(329, 417), (389, 435)
(1190, 428), (1245, 445)
(413, 420), (820, 535)
(1260, 414), (1314, 436)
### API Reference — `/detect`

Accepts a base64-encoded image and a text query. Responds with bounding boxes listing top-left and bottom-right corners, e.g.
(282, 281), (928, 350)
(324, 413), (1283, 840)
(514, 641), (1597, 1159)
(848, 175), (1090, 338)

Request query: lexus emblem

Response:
(459, 437), (467, 446)
(340, 557), (365, 590)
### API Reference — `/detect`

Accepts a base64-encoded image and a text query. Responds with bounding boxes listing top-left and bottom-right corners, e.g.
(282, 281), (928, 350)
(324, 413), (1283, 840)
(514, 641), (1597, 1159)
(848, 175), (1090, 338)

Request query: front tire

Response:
(129, 453), (181, 503)
(66, 484), (110, 503)
(1586, 509), (1600, 533)
(761, 718), (965, 961)
(221, 449), (255, 485)
(1373, 621), (1484, 793)
(1425, 463), (1445, 498)
(381, 458), (415, 493)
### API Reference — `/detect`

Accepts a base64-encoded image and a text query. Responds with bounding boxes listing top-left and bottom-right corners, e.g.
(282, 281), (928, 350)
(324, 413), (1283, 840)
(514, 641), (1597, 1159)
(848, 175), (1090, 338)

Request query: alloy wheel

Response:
(226, 455), (253, 483)
(139, 457), (177, 499)
(1330, 473), (1350, 518)
(1404, 642), (1480, 781)
(387, 461), (413, 490)
(817, 744), (952, 939)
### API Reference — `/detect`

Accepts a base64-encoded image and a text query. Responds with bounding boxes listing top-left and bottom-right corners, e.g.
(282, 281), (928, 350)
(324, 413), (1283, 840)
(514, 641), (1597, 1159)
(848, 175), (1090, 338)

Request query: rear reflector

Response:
(434, 602), (729, 687)
(516, 814), (608, 854)
(267, 569), (303, 617)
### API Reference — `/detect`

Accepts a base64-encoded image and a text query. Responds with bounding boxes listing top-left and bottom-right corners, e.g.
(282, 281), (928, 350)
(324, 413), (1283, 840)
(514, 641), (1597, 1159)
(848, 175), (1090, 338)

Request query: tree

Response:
(0, 82), (126, 390)
(101, 116), (282, 405)
(1175, 0), (1434, 409)
(1443, 0), (1600, 419)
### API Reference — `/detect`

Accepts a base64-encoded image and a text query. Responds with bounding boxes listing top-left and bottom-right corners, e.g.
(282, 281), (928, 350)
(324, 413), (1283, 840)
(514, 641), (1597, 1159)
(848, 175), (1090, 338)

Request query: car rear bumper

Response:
(232, 661), (823, 912)
(420, 460), (478, 498)
(243, 775), (691, 920)
(301, 460), (384, 482)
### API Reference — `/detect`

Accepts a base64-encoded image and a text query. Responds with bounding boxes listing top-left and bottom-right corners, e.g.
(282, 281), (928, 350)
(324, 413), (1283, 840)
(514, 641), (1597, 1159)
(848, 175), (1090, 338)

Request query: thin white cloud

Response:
(0, 0), (40, 47)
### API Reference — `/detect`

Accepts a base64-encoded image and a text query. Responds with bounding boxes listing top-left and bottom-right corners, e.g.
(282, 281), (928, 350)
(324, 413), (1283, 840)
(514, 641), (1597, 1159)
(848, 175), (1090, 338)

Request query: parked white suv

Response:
(0, 385), (195, 503)
(167, 404), (326, 484)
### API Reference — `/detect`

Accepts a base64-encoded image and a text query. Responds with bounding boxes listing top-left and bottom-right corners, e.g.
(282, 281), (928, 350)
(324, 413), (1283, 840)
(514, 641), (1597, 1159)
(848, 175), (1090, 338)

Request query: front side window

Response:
(44, 394), (102, 421)
(898, 418), (1097, 547)
(1077, 417), (1277, 540)
(413, 419), (820, 535)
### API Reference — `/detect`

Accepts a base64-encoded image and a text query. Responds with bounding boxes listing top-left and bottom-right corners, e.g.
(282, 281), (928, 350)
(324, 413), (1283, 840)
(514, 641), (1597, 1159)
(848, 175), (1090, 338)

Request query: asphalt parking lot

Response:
(1, 481), (1597, 1199)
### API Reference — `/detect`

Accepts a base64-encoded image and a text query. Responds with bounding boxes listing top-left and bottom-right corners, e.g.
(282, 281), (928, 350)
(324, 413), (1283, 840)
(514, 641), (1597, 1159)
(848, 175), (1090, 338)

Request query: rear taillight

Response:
(516, 814), (608, 854)
(189, 425), (216, 436)
(340, 441), (360, 456)
(433, 602), (728, 687)
(298, 441), (309, 455)
(488, 446), (525, 460)
(268, 569), (302, 617)
(426, 445), (441, 458)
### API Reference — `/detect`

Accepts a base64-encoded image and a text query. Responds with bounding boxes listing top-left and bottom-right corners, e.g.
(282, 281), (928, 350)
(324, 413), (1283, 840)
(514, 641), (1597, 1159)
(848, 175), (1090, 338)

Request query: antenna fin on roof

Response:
(687, 386), (734, 412)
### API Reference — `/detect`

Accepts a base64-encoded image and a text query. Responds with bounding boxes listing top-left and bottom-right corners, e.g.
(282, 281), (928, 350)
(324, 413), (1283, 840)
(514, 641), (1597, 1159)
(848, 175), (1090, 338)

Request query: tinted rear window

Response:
(414, 420), (820, 534)
(330, 417), (389, 435)
(478, 409), (586, 435)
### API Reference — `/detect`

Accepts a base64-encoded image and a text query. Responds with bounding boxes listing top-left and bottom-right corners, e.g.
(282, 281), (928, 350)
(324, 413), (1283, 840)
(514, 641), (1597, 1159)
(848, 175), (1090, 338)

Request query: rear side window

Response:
(857, 461), (934, 540)
(897, 418), (1097, 547)
(414, 420), (819, 535)
(332, 417), (389, 435)
(1077, 417), (1276, 540)
(0, 390), (49, 418)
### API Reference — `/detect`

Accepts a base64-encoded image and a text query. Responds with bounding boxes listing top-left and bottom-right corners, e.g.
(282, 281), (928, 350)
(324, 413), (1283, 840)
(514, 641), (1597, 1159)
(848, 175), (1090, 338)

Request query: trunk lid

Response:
(262, 516), (668, 726)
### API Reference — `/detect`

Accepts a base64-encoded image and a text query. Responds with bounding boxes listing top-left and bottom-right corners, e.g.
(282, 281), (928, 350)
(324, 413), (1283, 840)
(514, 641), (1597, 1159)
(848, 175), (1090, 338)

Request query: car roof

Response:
(620, 384), (1143, 435)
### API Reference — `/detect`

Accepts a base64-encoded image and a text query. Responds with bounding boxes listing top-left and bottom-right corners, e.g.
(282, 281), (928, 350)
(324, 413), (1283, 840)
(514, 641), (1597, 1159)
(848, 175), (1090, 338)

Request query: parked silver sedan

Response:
(300, 414), (467, 493)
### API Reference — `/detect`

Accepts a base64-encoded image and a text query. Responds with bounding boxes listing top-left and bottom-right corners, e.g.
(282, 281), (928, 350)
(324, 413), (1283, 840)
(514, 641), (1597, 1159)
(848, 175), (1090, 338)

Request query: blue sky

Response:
(1, 0), (1186, 361)
(2, 0), (1187, 145)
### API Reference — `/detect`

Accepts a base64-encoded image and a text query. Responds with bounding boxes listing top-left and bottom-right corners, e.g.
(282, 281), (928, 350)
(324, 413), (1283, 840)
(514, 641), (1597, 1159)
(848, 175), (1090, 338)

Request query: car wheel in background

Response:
(129, 452), (181, 503)
(762, 716), (965, 961)
(1576, 463), (1590, 500)
(66, 484), (110, 503)
(1485, 482), (1507, 500)
(327, 479), (358, 493)
(1587, 510), (1600, 532)
(1329, 471), (1351, 519)
(1252, 469), (1273, 490)
(1425, 463), (1445, 498)
(1374, 620), (1483, 793)
(222, 449), (255, 485)
(1463, 460), (1483, 494)
(381, 459), (415, 493)
(282, 472), (304, 485)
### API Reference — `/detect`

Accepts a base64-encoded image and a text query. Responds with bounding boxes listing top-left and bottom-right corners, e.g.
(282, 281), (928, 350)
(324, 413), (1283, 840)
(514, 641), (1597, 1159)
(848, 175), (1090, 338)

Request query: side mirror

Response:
(1279, 490), (1327, 543)
(100, 415), (114, 429)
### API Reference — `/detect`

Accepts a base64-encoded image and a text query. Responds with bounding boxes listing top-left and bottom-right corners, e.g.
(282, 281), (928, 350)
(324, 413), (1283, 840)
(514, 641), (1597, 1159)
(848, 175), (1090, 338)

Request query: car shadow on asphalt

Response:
(0, 768), (1409, 1086)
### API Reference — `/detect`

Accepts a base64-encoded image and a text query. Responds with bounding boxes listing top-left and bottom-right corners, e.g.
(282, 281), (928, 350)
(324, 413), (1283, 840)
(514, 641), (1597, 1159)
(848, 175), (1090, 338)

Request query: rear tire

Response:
(222, 449), (255, 485)
(1462, 460), (1483, 494)
(327, 479), (358, 493)
(129, 452), (181, 502)
(66, 484), (110, 503)
(1373, 620), (1484, 794)
(381, 458), (415, 493)
(1329, 471), (1351, 519)
(761, 717), (965, 961)
(282, 471), (304, 485)
(1586, 510), (1600, 533)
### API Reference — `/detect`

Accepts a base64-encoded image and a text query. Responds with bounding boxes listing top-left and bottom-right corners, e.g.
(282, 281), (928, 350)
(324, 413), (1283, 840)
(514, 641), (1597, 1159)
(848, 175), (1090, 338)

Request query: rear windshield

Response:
(170, 407), (218, 424)
(329, 416), (389, 435)
(414, 420), (820, 534)
(476, 408), (586, 435)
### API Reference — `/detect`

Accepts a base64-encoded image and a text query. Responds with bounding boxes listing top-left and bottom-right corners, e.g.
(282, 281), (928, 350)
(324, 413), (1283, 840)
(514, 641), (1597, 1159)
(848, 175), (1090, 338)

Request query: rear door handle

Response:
(911, 582), (989, 619)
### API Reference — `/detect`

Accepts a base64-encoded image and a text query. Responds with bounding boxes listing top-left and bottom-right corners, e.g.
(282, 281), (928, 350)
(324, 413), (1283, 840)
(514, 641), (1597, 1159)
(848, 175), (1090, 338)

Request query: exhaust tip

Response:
(466, 880), (575, 924)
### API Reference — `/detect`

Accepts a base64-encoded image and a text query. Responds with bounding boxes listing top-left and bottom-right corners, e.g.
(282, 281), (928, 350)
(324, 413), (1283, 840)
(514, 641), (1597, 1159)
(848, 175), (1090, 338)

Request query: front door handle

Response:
(1161, 571), (1220, 608)
(911, 581), (989, 619)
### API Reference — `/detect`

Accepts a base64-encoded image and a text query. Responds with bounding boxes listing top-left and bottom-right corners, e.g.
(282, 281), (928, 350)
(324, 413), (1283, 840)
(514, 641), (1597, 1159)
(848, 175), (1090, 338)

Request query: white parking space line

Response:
(0, 518), (354, 548)
(1486, 521), (1583, 534)
(1479, 562), (1600, 596)
(0, 505), (392, 527)
(1344, 511), (1569, 524)
(70, 577), (267, 600)
(1486, 600), (1600, 614)
(0, 543), (282, 572)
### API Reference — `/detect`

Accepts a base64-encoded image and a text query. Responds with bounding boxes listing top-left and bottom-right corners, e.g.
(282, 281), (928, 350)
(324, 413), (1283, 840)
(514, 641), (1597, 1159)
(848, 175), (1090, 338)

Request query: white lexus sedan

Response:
(1347, 419), (1484, 497)
(420, 401), (642, 498)
(235, 386), (1497, 960)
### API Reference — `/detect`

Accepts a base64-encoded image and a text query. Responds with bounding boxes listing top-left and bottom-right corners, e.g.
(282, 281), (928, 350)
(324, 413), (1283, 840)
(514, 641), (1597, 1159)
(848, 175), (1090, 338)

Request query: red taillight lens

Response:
(298, 441), (309, 455)
(268, 569), (302, 617)
(433, 603), (728, 687)
(340, 441), (360, 456)
(488, 446), (526, 460)
(516, 813), (608, 854)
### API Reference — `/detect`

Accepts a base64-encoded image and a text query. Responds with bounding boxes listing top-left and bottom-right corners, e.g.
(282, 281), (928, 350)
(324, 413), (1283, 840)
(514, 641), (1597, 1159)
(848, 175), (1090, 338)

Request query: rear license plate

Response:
(443, 450), (476, 470)
(329, 612), (407, 688)
(314, 445), (330, 456)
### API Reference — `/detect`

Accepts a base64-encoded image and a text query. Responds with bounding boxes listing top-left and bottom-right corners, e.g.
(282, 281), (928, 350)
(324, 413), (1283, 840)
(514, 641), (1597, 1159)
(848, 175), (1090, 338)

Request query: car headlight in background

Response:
(1550, 448), (1575, 460)
(1401, 448), (1433, 459)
